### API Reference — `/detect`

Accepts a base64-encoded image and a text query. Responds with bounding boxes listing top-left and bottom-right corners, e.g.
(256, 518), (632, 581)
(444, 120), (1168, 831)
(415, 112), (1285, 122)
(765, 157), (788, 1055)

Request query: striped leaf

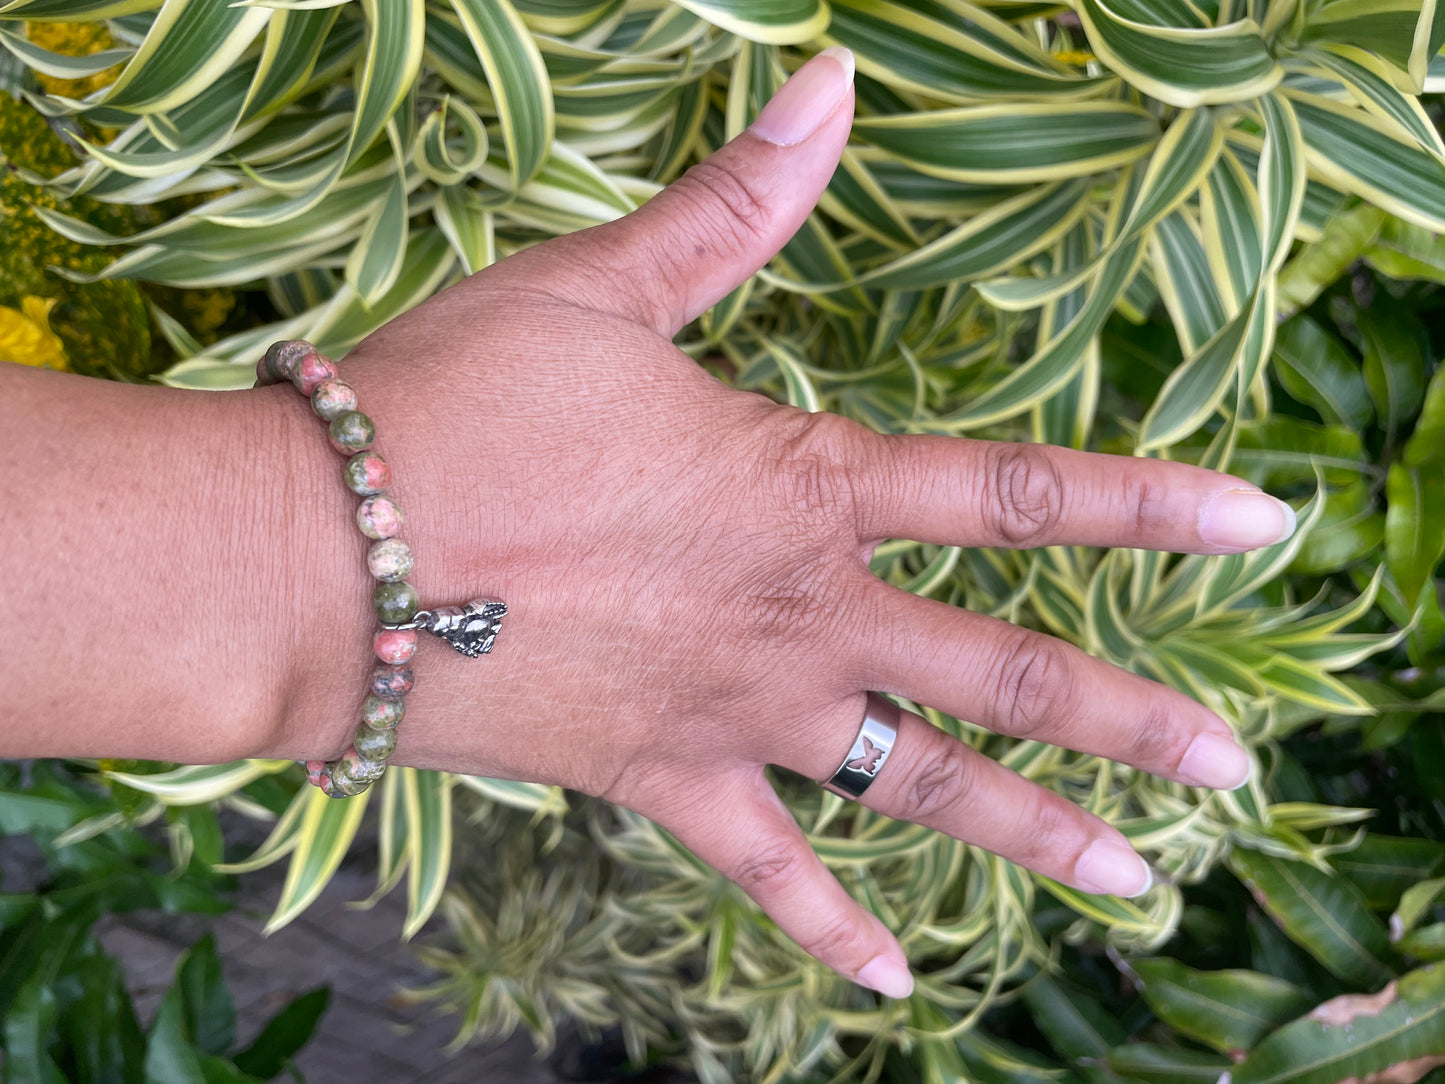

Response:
(451, 0), (554, 187)
(103, 760), (292, 805)
(265, 783), (371, 934)
(1288, 89), (1445, 232)
(670, 0), (829, 44)
(97, 0), (270, 113)
(853, 101), (1159, 184)
(1299, 0), (1445, 90)
(1078, 0), (1283, 107)
(402, 768), (454, 939)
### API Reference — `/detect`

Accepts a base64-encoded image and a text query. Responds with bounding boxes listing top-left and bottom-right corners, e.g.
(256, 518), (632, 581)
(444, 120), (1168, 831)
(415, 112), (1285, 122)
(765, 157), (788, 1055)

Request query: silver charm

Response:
(385, 598), (507, 658)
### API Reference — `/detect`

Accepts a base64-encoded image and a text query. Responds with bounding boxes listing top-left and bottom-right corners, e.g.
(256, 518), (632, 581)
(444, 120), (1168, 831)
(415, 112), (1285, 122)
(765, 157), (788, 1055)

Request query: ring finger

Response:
(786, 697), (1154, 898)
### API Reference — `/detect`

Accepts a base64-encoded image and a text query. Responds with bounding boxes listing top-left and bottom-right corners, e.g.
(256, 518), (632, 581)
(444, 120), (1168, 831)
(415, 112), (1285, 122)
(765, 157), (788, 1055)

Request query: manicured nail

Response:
(1074, 839), (1153, 897)
(855, 954), (914, 999)
(1177, 731), (1252, 789)
(1198, 488), (1297, 550)
(750, 46), (855, 147)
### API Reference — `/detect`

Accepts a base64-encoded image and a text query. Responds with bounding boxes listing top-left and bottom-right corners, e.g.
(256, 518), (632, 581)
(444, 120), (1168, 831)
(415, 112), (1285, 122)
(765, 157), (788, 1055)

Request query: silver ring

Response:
(822, 693), (901, 800)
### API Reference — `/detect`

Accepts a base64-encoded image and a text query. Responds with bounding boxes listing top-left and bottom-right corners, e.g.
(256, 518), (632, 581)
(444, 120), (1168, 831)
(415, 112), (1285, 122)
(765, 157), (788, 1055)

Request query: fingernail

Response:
(1074, 839), (1153, 897)
(1177, 731), (1252, 789)
(750, 46), (854, 147)
(1198, 488), (1297, 550)
(855, 954), (914, 999)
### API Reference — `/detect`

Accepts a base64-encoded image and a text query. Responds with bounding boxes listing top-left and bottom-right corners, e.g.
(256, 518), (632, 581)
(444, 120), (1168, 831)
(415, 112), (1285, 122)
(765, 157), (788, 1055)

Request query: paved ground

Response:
(96, 847), (559, 1084)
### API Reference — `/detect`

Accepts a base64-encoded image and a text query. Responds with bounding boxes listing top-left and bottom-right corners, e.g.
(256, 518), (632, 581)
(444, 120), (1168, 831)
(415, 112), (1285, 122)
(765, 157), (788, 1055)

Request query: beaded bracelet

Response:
(254, 339), (506, 799)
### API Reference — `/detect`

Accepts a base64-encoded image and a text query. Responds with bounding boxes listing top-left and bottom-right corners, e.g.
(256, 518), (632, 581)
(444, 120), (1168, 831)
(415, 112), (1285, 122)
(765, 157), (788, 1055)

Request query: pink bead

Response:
(292, 351), (338, 396)
(374, 629), (417, 664)
(356, 494), (404, 539)
(305, 760), (328, 788)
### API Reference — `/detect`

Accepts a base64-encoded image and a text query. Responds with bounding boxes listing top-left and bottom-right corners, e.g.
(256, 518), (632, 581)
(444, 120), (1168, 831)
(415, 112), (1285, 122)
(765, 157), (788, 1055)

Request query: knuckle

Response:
(1126, 697), (1177, 766)
(1015, 796), (1072, 864)
(901, 737), (978, 822)
(670, 160), (770, 251)
(731, 842), (808, 897)
(985, 443), (1065, 546)
(993, 633), (1078, 739)
(1121, 472), (1166, 540)
(804, 912), (873, 964)
(765, 409), (864, 531)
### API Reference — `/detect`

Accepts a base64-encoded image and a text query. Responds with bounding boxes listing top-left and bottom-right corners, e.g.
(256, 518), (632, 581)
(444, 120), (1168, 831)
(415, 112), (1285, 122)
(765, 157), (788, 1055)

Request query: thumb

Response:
(538, 47), (855, 337)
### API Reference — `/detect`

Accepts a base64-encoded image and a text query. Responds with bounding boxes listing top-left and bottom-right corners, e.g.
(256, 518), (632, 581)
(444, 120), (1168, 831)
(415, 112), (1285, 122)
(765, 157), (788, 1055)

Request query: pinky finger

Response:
(662, 768), (914, 999)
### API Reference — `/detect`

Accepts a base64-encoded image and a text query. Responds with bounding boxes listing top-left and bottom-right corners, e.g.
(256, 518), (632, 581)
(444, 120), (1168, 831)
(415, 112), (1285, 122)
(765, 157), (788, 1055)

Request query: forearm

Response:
(0, 363), (358, 764)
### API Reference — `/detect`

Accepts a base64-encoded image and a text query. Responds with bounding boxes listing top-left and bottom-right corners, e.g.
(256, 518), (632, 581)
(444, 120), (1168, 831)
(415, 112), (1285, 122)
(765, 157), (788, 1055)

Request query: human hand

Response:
(274, 48), (1295, 998)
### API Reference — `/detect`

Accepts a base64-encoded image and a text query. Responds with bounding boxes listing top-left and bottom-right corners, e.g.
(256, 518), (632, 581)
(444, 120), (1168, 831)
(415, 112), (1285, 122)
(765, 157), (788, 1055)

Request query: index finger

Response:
(852, 436), (1296, 554)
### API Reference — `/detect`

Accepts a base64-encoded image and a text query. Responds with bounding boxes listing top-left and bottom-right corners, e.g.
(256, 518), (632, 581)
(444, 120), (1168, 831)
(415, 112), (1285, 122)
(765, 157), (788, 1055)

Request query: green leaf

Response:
(1360, 304), (1429, 443)
(1105, 1043), (1232, 1083)
(1366, 215), (1445, 285)
(1132, 957), (1312, 1054)
(60, 953), (146, 1084)
(1403, 363), (1445, 468)
(3, 977), (66, 1084)
(1273, 314), (1373, 430)
(1393, 877), (1445, 941)
(1021, 975), (1124, 1060)
(143, 984), (208, 1084)
(1230, 848), (1397, 988)
(1384, 462), (1445, 610)
(175, 935), (235, 1057)
(1334, 835), (1445, 911)
(1233, 965), (1445, 1084)
(231, 987), (329, 1080)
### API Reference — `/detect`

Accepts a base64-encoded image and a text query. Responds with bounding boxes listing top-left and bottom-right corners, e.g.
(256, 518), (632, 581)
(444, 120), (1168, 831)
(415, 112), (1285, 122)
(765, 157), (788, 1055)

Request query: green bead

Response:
(373, 580), (419, 625)
(328, 411), (375, 455)
(355, 725), (398, 762)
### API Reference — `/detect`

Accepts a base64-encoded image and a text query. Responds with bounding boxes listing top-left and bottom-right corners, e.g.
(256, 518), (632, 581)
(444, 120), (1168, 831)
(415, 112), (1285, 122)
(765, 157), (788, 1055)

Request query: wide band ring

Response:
(822, 692), (901, 800)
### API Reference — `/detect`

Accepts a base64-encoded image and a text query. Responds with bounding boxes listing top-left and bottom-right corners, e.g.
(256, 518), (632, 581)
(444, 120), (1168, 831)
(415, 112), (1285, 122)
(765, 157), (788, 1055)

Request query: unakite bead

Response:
(337, 747), (386, 784)
(356, 494), (403, 539)
(328, 411), (375, 455)
(326, 766), (369, 796)
(292, 350), (337, 396)
(370, 662), (414, 700)
(373, 580), (419, 625)
(264, 340), (313, 383)
(373, 628), (416, 664)
(361, 694), (405, 730)
(354, 725), (397, 763)
(344, 452), (391, 496)
(311, 378), (358, 421)
(367, 538), (413, 582)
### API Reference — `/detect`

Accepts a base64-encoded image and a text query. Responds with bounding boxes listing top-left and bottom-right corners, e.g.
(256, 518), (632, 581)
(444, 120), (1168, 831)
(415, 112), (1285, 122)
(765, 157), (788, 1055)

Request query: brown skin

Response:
(3, 53), (1290, 996)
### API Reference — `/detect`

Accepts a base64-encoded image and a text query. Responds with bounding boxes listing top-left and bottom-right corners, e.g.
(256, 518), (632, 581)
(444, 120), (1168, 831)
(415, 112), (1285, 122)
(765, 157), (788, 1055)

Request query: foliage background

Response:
(2, 1), (1445, 1081)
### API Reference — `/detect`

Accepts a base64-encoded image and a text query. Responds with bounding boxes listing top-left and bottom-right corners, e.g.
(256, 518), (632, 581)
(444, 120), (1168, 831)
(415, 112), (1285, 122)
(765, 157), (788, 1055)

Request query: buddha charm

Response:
(254, 339), (506, 798)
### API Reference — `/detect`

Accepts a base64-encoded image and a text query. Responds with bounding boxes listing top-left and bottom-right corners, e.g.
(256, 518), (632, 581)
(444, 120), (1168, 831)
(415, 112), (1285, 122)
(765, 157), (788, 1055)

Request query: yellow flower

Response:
(25, 21), (121, 99)
(0, 295), (69, 370)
